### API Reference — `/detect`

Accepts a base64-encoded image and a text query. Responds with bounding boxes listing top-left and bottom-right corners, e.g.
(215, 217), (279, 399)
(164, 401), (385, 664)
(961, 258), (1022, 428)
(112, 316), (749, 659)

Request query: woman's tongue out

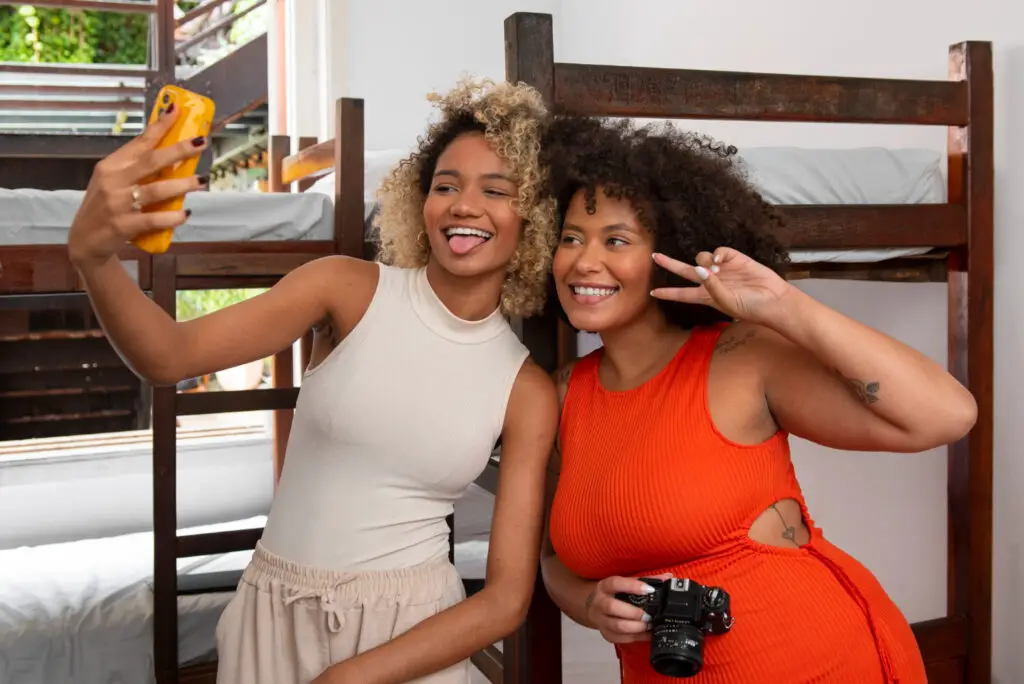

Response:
(448, 234), (487, 255)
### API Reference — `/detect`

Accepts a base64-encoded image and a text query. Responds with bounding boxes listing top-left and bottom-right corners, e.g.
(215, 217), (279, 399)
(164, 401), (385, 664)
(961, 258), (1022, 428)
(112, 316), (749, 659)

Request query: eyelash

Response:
(560, 235), (628, 247)
(433, 184), (509, 197)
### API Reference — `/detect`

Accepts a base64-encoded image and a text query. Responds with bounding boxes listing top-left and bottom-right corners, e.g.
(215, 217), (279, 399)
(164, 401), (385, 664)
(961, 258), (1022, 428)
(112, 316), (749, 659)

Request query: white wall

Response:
(282, 1), (1021, 680)
(555, 4), (1021, 683)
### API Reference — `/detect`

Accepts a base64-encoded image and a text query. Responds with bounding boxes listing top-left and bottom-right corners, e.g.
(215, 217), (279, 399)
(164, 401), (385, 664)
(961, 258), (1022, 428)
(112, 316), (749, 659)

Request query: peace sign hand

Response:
(67, 104), (208, 270)
(650, 247), (794, 326)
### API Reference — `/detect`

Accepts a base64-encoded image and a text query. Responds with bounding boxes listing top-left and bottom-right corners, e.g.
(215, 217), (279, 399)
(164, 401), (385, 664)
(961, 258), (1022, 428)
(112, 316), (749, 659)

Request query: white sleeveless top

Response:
(259, 263), (530, 571)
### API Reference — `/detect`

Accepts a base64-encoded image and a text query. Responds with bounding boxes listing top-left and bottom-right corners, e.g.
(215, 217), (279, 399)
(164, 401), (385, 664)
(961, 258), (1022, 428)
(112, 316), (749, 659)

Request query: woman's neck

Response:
(597, 307), (690, 390)
(424, 257), (504, 321)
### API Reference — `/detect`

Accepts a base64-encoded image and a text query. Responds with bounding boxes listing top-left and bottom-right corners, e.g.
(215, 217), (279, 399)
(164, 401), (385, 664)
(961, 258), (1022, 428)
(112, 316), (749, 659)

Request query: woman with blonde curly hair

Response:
(65, 78), (561, 684)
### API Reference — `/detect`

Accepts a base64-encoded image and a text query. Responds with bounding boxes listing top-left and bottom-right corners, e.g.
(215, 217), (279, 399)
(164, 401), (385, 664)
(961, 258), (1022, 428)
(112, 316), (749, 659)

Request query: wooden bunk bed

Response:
(494, 11), (994, 684)
(0, 99), (364, 683)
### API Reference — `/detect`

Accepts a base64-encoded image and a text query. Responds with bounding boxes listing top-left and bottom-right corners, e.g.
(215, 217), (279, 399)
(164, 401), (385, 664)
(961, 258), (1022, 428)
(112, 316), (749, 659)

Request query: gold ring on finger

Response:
(131, 185), (143, 212)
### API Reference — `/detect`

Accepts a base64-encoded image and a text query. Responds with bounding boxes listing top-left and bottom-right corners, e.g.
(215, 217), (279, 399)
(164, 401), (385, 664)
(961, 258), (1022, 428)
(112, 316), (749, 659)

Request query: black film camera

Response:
(615, 577), (734, 677)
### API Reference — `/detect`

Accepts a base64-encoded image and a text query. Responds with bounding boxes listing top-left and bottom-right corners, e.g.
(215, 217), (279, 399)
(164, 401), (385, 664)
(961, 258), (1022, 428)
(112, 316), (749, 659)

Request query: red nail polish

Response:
(191, 136), (205, 147)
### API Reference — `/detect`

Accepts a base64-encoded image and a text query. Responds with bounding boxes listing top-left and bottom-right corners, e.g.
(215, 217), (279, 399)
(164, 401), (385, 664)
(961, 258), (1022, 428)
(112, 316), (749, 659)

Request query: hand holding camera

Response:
(614, 577), (735, 678)
(585, 573), (673, 645)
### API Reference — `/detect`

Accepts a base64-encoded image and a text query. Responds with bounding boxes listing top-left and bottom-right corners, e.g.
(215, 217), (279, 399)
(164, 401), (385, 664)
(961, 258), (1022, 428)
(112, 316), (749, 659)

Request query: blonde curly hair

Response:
(374, 77), (558, 318)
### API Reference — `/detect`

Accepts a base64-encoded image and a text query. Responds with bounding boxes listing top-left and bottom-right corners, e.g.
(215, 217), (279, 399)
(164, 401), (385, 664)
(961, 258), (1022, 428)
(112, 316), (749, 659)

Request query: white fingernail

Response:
(714, 253), (722, 264)
(711, 265), (720, 274)
(695, 266), (710, 280)
(641, 613), (652, 622)
(641, 584), (656, 594)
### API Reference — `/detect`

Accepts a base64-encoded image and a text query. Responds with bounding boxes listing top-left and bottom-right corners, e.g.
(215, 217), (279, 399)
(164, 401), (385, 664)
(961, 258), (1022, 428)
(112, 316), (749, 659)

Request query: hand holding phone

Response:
(132, 85), (216, 253)
(67, 87), (215, 269)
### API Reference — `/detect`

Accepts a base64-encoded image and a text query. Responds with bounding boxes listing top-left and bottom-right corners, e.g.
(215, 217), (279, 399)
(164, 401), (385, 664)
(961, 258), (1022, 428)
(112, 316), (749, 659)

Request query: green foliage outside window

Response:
(0, 4), (149, 64)
(176, 288), (267, 322)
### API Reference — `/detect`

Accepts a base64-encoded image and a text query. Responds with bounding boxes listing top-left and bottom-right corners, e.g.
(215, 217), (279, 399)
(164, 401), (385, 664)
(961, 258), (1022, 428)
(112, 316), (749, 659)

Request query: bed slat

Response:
(175, 252), (324, 278)
(471, 646), (504, 684)
(912, 614), (967, 661)
(774, 204), (966, 250)
(553, 62), (968, 126)
(176, 388), (300, 415)
(177, 528), (264, 558)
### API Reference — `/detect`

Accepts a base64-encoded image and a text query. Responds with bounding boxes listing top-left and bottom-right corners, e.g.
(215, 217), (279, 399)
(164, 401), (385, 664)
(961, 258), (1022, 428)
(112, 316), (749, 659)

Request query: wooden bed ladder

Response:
(147, 98), (366, 684)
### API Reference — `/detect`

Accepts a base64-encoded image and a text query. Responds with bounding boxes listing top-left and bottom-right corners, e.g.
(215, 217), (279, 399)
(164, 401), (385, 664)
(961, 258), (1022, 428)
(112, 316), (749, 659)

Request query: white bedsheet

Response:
(0, 188), (335, 245)
(0, 484), (495, 684)
(309, 145), (947, 264)
(0, 146), (946, 263)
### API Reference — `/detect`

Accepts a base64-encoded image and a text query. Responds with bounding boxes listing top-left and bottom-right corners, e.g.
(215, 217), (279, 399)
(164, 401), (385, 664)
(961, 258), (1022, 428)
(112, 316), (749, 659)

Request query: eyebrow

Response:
(564, 222), (639, 233)
(434, 169), (516, 183)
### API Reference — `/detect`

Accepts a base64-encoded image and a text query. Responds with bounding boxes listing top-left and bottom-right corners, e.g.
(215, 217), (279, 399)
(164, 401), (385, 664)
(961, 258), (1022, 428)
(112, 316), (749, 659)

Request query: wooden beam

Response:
(150, 253), (179, 684)
(174, 252), (323, 277)
(552, 62), (968, 126)
(180, 32), (268, 133)
(946, 40), (994, 684)
(281, 138), (333, 185)
(773, 204), (966, 250)
(177, 528), (264, 558)
(0, 134), (130, 159)
(334, 98), (366, 259)
(176, 388), (300, 415)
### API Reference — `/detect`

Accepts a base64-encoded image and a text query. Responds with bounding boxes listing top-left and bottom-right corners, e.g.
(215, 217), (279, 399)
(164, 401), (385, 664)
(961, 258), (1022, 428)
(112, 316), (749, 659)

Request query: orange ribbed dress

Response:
(550, 324), (927, 684)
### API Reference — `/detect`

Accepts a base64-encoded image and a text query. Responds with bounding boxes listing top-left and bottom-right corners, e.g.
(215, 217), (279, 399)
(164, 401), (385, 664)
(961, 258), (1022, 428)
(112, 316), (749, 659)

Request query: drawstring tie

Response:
(806, 546), (899, 684)
(283, 578), (356, 633)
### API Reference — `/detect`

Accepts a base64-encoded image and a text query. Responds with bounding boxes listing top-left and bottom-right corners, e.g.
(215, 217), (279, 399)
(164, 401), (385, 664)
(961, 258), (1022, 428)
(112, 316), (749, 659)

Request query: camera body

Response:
(615, 577), (734, 678)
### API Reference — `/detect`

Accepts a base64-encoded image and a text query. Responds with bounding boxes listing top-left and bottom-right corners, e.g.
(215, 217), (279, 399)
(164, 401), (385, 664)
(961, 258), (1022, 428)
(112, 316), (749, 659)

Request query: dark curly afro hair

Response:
(541, 116), (791, 330)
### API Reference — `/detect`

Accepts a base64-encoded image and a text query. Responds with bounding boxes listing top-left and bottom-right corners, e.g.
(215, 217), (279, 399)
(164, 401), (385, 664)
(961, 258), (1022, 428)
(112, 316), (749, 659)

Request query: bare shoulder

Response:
(500, 359), (559, 460)
(311, 256), (381, 340)
(712, 321), (795, 362)
(509, 359), (559, 419)
(710, 320), (813, 404)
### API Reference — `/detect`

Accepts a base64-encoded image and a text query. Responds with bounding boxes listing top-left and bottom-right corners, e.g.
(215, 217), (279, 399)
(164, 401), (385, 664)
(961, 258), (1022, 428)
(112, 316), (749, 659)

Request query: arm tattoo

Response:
(844, 378), (880, 404)
(715, 328), (757, 354)
(584, 588), (596, 615)
(770, 503), (799, 547)
(827, 366), (880, 404)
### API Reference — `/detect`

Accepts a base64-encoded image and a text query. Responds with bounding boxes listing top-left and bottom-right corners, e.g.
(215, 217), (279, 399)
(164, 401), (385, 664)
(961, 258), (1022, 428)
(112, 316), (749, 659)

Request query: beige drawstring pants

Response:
(215, 542), (471, 684)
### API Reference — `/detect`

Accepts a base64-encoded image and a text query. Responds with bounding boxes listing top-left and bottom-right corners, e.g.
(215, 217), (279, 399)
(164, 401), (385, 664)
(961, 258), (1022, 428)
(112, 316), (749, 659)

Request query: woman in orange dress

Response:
(538, 117), (978, 683)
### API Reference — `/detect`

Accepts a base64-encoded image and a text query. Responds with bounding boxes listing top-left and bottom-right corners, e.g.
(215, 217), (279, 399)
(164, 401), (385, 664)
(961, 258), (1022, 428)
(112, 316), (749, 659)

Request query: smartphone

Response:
(131, 84), (216, 254)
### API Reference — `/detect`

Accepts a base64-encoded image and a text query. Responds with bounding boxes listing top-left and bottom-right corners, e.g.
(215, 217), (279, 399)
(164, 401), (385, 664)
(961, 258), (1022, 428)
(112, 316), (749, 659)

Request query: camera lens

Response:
(649, 623), (705, 677)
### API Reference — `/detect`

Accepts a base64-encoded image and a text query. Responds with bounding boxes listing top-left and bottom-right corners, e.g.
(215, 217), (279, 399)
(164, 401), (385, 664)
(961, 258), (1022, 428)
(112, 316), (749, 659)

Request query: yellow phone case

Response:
(131, 85), (216, 254)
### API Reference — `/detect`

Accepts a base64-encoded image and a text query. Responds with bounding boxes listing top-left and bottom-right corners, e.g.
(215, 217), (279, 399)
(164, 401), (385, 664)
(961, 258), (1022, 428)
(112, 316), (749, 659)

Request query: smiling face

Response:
(421, 131), (524, 279)
(552, 186), (661, 334)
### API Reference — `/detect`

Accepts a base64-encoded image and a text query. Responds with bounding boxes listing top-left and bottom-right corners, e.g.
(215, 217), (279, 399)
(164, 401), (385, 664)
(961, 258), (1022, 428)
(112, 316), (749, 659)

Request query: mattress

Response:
(0, 484), (495, 684)
(0, 146), (945, 264)
(0, 187), (336, 245)
(308, 145), (946, 264)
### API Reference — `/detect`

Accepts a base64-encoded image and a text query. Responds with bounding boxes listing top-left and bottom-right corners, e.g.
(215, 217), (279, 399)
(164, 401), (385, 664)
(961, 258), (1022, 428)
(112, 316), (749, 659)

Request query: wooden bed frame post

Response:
(333, 98), (366, 260)
(150, 252), (180, 684)
(268, 134), (293, 488)
(947, 41), (994, 684)
(503, 12), (566, 684)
